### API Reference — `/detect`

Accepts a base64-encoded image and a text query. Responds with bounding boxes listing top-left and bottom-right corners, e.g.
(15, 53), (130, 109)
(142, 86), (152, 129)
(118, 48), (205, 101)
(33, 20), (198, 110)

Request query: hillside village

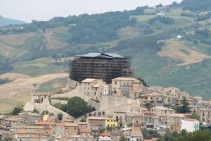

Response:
(1, 53), (211, 141)
(2, 0), (211, 140)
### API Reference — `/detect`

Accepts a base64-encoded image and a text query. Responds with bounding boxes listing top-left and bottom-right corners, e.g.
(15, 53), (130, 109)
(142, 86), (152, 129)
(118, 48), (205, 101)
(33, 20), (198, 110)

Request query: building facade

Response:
(181, 119), (200, 132)
(71, 53), (131, 83)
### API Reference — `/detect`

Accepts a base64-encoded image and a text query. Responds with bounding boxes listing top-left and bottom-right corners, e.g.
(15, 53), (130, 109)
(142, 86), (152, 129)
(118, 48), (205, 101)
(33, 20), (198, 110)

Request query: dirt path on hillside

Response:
(0, 73), (68, 98)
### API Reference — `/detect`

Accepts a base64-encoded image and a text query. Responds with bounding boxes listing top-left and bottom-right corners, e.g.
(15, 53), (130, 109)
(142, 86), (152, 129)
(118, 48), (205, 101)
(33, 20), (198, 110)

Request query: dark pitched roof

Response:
(76, 53), (125, 59)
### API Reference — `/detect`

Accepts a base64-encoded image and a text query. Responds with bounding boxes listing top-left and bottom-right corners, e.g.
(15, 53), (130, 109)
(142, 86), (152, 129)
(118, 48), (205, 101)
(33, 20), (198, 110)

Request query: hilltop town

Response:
(0, 53), (210, 141)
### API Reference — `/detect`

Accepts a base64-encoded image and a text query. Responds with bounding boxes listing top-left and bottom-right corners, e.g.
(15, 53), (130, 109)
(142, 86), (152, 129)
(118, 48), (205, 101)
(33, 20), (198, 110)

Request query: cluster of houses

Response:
(1, 76), (211, 140)
(0, 112), (144, 141)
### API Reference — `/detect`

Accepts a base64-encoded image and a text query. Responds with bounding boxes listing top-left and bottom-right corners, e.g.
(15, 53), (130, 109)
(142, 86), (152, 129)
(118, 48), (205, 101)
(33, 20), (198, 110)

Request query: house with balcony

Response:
(151, 106), (175, 129)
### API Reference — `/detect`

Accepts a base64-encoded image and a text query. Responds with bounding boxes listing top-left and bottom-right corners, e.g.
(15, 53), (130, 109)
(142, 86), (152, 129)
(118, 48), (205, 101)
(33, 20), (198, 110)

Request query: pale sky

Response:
(0, 0), (182, 22)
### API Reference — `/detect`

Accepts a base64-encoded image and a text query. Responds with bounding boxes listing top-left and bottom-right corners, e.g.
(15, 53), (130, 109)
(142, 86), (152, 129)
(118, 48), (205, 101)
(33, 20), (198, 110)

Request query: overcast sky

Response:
(0, 0), (182, 22)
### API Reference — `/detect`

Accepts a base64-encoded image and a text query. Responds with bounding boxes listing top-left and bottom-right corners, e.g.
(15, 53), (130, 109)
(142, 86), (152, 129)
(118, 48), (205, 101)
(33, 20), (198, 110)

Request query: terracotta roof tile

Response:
(16, 129), (26, 134)
(79, 128), (91, 133)
(131, 130), (142, 137)
(34, 122), (54, 126)
(99, 132), (111, 137)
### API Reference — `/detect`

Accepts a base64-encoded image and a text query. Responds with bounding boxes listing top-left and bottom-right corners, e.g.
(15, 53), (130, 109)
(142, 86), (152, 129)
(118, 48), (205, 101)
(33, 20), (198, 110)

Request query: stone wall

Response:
(51, 99), (68, 105)
(98, 95), (140, 111)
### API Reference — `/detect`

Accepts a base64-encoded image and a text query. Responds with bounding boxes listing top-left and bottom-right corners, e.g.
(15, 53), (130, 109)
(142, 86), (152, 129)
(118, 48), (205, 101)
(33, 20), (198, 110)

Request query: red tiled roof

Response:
(55, 123), (64, 126)
(80, 128), (91, 133)
(99, 132), (111, 137)
(131, 130), (142, 137)
(16, 129), (26, 134)
(34, 122), (54, 126)
(185, 119), (198, 121)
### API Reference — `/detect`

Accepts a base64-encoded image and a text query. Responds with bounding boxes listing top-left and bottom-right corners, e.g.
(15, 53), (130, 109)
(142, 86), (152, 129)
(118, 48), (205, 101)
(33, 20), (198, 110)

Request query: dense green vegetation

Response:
(148, 16), (175, 25)
(53, 96), (95, 118)
(69, 12), (137, 44)
(0, 56), (12, 74)
(0, 15), (26, 27)
(175, 97), (190, 113)
(57, 113), (63, 121)
(157, 130), (211, 141)
(10, 105), (23, 115)
(143, 128), (161, 139)
(181, 0), (211, 11)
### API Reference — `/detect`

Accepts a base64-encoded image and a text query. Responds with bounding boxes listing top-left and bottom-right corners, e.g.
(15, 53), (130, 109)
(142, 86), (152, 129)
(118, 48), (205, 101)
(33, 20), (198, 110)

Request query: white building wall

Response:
(99, 136), (111, 141)
(181, 120), (200, 132)
(130, 137), (138, 141)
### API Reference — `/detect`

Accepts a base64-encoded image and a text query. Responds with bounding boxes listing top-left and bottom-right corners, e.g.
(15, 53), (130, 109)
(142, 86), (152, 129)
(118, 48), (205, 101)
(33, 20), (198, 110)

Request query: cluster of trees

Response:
(115, 32), (170, 53)
(181, 0), (211, 11)
(181, 12), (196, 18)
(0, 56), (12, 74)
(195, 12), (211, 21)
(194, 28), (210, 39)
(186, 28), (211, 46)
(0, 6), (147, 36)
(143, 128), (161, 139)
(0, 78), (9, 85)
(175, 97), (200, 120)
(157, 130), (211, 141)
(69, 11), (137, 44)
(148, 16), (175, 25)
(53, 96), (95, 118)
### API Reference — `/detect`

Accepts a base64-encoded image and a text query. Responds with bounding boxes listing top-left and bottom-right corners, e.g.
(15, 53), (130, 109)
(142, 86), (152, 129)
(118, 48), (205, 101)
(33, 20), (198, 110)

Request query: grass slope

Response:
(0, 16), (27, 27)
(12, 58), (68, 77)
(1, 7), (211, 100)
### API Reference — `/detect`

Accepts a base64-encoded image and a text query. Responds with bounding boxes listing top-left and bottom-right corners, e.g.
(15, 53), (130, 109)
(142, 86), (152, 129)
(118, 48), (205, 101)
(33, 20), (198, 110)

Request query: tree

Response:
(144, 102), (152, 111)
(11, 105), (23, 115)
(174, 130), (211, 141)
(157, 130), (179, 141)
(194, 28), (210, 39)
(32, 108), (39, 114)
(80, 118), (86, 122)
(106, 126), (113, 132)
(176, 97), (190, 113)
(119, 135), (127, 141)
(57, 113), (63, 121)
(181, 0), (211, 11)
(142, 128), (153, 139)
(66, 96), (94, 118)
(137, 77), (148, 87)
(191, 113), (200, 120)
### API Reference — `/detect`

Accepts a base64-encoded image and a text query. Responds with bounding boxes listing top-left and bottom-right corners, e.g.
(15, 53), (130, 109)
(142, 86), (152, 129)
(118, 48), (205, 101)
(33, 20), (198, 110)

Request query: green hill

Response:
(1, 2), (211, 99)
(0, 15), (27, 27)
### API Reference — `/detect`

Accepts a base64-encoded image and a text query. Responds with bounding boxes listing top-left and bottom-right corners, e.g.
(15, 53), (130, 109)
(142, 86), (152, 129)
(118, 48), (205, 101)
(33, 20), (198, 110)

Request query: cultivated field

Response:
(157, 40), (211, 66)
(0, 72), (68, 113)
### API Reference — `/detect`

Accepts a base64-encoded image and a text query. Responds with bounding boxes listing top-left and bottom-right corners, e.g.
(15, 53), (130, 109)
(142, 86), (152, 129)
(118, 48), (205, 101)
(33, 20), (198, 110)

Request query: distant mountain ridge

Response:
(0, 15), (27, 27)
